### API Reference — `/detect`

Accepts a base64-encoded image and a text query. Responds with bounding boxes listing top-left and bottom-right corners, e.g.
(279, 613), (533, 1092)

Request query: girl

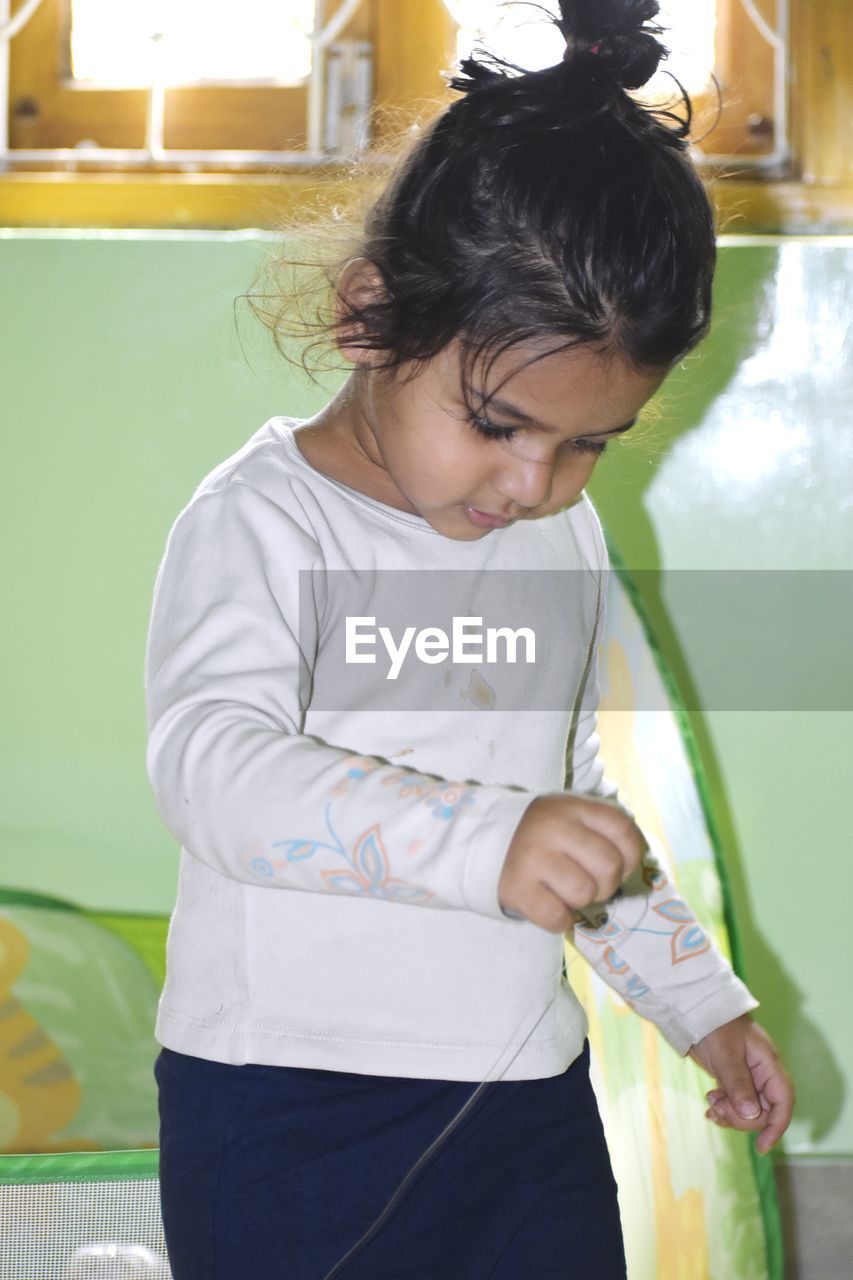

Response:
(146, 2), (794, 1276)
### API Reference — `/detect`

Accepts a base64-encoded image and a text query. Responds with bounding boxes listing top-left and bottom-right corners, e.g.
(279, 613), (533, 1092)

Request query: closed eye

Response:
(571, 438), (608, 455)
(468, 414), (608, 455)
(468, 413), (518, 442)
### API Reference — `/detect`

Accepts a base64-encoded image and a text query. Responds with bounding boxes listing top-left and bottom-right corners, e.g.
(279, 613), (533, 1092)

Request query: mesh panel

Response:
(0, 1179), (172, 1279)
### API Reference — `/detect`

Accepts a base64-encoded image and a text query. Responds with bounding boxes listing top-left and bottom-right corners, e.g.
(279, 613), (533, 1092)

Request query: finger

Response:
(742, 1048), (796, 1147)
(756, 1103), (789, 1154)
(540, 850), (600, 912)
(712, 1055), (763, 1125)
(710, 1095), (788, 1153)
(525, 876), (586, 934)
(754, 1073), (796, 1154)
(554, 829), (627, 902)
(571, 800), (647, 876)
(708, 1097), (763, 1132)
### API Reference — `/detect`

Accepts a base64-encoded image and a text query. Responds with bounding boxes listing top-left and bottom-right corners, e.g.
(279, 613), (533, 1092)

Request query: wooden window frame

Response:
(0, 0), (850, 232)
(6, 0), (375, 157)
(690, 0), (784, 168)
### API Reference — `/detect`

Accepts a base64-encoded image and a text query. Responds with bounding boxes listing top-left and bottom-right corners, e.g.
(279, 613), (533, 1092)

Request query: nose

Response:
(495, 454), (555, 510)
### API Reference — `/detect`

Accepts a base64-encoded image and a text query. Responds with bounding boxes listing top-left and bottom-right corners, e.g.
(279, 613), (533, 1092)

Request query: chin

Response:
(426, 516), (493, 541)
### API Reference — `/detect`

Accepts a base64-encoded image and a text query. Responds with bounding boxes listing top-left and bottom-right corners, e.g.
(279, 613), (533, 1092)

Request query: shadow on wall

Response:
(587, 242), (846, 1154)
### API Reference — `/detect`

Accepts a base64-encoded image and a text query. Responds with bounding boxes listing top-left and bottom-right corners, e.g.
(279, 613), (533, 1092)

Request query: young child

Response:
(146, 2), (794, 1276)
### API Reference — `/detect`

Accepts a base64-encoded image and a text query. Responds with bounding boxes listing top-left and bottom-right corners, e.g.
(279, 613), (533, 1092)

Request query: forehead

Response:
(464, 341), (668, 421)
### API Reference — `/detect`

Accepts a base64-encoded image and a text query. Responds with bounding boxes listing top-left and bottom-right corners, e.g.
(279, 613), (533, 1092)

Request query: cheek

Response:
(553, 452), (598, 489)
(381, 436), (453, 503)
(404, 427), (483, 491)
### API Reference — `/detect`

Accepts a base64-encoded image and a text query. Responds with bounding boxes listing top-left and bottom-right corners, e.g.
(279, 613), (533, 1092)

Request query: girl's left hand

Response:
(688, 1014), (795, 1155)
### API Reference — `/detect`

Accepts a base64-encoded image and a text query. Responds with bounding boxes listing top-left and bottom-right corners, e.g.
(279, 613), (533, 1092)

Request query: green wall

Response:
(1, 229), (850, 1158)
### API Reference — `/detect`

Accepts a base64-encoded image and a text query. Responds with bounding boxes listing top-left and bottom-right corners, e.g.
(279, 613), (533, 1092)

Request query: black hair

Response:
(255, 0), (717, 401)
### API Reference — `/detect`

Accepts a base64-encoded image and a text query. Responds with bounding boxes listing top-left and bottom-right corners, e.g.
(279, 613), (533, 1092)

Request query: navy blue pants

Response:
(155, 1040), (626, 1280)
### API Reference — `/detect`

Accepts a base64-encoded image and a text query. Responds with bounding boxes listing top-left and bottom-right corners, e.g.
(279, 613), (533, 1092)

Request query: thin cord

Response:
(319, 945), (567, 1280)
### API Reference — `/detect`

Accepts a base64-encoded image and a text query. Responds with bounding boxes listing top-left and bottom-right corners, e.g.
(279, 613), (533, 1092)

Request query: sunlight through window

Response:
(448, 0), (716, 96)
(69, 0), (317, 86)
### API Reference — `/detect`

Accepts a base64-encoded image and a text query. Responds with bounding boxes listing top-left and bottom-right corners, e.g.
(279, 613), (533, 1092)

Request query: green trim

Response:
(605, 541), (785, 1280)
(0, 888), (84, 912)
(89, 912), (169, 987)
(0, 889), (170, 987)
(604, 546), (749, 977)
(753, 1152), (785, 1280)
(0, 1149), (160, 1186)
(0, 888), (169, 925)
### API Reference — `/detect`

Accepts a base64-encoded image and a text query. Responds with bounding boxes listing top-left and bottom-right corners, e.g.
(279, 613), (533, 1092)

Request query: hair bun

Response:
(556, 0), (667, 91)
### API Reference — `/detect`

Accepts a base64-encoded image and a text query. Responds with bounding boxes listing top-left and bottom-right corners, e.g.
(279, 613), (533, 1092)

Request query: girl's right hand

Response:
(498, 793), (647, 933)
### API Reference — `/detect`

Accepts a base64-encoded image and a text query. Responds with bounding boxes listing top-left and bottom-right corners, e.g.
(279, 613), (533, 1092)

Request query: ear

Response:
(334, 257), (388, 366)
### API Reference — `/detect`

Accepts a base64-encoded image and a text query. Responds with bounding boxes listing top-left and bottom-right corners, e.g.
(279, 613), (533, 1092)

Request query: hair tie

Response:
(562, 39), (603, 64)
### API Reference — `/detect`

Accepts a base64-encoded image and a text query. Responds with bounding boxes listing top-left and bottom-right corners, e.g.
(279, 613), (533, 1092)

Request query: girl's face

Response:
(349, 340), (668, 541)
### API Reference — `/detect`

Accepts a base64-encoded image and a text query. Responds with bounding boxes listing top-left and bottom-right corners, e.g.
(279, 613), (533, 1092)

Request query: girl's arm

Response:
(565, 509), (759, 1056)
(568, 741), (759, 1054)
(145, 478), (534, 916)
(565, 505), (795, 1151)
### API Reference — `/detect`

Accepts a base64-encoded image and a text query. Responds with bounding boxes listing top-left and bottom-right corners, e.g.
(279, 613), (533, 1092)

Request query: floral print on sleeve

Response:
(572, 855), (713, 1011)
(239, 756), (480, 905)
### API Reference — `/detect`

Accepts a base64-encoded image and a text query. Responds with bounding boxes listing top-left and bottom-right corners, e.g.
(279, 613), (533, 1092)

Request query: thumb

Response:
(716, 1059), (761, 1121)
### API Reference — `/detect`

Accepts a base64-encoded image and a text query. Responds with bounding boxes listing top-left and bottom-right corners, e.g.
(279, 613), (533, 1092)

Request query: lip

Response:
(464, 505), (514, 529)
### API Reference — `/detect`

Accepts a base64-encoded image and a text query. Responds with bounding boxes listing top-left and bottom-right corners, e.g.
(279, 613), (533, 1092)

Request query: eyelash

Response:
(468, 414), (609, 455)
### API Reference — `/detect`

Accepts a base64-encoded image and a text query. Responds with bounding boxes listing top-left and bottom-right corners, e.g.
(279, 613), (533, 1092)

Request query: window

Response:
(69, 0), (316, 86)
(451, 0), (717, 94)
(447, 0), (790, 171)
(1, 0), (849, 232)
(4, 0), (377, 166)
(3, 0), (788, 171)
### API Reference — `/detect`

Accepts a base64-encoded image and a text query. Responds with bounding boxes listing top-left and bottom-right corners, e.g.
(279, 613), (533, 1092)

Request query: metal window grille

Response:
(0, 1), (791, 176)
(0, 0), (372, 170)
(694, 0), (790, 171)
(443, 0), (791, 173)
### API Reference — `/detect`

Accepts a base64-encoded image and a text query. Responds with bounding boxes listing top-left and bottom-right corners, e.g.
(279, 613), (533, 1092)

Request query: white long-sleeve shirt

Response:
(144, 416), (757, 1081)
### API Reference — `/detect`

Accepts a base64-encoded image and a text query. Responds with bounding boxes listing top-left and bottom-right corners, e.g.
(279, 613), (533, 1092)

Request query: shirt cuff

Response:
(461, 790), (537, 920)
(662, 974), (760, 1056)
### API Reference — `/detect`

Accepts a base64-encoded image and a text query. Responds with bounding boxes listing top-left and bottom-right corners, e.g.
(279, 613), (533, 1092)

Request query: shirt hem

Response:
(154, 1001), (588, 1083)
